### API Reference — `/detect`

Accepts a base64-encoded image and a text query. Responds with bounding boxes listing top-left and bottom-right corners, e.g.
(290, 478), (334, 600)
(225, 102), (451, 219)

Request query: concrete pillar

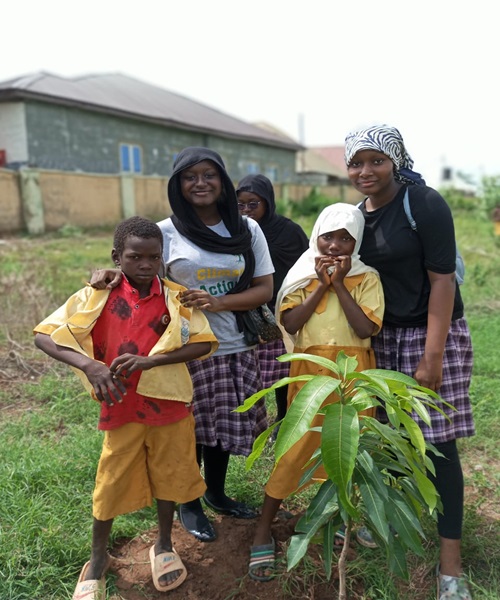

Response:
(120, 174), (136, 219)
(19, 168), (44, 234)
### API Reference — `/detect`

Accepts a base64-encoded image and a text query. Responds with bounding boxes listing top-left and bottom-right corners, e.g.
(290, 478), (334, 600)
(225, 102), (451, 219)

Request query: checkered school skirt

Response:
(257, 339), (291, 389)
(372, 317), (475, 444)
(187, 349), (268, 457)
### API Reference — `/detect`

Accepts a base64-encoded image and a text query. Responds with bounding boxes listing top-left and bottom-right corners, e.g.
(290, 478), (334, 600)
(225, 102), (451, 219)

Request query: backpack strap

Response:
(402, 187), (417, 231)
(403, 186), (465, 284)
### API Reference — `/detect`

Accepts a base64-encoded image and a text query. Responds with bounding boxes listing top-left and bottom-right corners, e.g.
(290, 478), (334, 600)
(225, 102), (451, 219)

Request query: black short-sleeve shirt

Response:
(358, 185), (464, 327)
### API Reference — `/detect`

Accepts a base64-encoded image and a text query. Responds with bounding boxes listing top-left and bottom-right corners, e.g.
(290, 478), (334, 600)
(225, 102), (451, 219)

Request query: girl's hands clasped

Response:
(315, 255), (352, 285)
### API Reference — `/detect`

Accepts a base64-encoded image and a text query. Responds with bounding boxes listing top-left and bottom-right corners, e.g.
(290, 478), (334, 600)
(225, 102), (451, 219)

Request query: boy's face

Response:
(111, 236), (163, 292)
(317, 228), (356, 257)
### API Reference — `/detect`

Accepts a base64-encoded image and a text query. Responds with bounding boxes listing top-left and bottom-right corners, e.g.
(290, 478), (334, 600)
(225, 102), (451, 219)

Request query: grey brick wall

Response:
(24, 101), (296, 182)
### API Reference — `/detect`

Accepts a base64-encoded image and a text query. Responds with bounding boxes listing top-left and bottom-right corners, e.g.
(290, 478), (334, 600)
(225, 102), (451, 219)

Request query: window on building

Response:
(246, 162), (259, 175)
(120, 144), (143, 173)
(265, 166), (278, 182)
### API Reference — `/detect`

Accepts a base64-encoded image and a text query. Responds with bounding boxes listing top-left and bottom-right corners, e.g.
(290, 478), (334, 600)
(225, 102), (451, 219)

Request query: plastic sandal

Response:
(436, 564), (472, 600)
(248, 537), (276, 582)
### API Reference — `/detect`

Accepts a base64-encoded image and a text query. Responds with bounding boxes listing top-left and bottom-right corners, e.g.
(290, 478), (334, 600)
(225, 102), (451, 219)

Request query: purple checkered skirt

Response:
(257, 339), (291, 389)
(372, 317), (475, 444)
(187, 349), (268, 456)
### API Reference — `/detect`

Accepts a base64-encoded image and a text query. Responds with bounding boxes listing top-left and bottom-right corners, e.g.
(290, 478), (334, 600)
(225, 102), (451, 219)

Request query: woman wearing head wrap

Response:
(248, 203), (384, 581)
(345, 125), (474, 600)
(91, 147), (275, 543)
(236, 174), (309, 433)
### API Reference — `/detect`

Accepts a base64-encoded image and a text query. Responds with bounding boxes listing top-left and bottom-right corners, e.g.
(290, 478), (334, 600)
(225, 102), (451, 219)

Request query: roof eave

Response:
(0, 89), (303, 152)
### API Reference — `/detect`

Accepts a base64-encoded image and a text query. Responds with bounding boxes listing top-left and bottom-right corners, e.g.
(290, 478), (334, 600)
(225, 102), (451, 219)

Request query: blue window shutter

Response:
(132, 146), (142, 173)
(120, 144), (130, 172)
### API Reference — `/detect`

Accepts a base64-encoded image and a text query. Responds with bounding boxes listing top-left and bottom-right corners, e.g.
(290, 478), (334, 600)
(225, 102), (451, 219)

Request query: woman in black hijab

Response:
(91, 148), (275, 543)
(236, 174), (309, 433)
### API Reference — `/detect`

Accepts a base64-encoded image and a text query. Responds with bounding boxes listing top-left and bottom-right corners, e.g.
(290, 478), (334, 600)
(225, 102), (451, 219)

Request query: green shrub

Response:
(291, 187), (341, 218)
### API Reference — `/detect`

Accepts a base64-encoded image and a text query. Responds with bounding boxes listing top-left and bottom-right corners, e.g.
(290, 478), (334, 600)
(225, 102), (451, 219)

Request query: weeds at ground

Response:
(1, 211), (499, 599)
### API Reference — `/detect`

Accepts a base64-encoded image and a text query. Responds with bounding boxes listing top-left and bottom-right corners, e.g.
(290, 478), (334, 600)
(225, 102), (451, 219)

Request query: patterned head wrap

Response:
(344, 125), (425, 186)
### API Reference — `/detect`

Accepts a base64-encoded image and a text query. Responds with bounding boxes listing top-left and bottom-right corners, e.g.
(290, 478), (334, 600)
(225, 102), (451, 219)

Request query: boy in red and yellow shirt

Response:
(34, 217), (217, 599)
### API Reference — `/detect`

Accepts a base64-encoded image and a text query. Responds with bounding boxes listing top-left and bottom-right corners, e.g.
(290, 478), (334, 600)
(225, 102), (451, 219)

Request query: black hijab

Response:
(236, 174), (309, 308)
(168, 147), (255, 293)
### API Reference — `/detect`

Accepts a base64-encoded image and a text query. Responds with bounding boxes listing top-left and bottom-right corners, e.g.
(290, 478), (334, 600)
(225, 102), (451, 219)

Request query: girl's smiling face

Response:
(347, 149), (395, 196)
(179, 160), (222, 210)
(316, 228), (356, 257)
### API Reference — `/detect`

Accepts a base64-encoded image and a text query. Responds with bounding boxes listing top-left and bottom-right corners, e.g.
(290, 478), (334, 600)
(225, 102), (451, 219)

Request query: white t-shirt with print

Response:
(157, 216), (274, 356)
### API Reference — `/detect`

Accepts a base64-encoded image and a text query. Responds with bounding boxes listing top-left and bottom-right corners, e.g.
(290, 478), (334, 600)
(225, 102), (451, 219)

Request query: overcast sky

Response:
(2, 0), (497, 187)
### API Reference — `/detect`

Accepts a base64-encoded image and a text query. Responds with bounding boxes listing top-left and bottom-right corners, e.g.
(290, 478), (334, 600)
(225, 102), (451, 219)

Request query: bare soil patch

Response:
(107, 510), (349, 600)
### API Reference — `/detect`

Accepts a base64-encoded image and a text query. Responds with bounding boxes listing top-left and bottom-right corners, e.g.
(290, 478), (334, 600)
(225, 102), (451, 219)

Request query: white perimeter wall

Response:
(0, 102), (28, 163)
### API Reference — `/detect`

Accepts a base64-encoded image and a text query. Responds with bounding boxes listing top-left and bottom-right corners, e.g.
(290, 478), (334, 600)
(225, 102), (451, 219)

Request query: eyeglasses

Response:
(237, 201), (262, 211)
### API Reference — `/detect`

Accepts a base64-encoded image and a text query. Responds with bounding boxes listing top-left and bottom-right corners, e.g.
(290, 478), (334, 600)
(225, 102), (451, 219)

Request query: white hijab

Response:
(276, 203), (377, 313)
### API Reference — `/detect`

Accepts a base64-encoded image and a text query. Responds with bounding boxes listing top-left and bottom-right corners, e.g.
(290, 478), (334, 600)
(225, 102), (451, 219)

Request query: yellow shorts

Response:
(92, 416), (206, 521)
(265, 427), (327, 500)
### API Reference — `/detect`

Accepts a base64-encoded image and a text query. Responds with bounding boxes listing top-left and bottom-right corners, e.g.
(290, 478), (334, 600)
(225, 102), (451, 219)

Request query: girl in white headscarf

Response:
(248, 202), (385, 582)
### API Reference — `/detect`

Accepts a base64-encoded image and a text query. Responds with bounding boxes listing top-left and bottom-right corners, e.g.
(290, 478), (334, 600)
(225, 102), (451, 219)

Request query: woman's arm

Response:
(179, 274), (273, 312)
(414, 271), (456, 391)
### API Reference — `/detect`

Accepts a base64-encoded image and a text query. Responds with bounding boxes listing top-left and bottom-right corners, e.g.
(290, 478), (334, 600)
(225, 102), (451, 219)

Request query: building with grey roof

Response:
(0, 72), (302, 182)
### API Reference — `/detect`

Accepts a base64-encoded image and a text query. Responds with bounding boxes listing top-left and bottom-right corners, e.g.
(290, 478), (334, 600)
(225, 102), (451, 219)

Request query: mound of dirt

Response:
(107, 510), (352, 600)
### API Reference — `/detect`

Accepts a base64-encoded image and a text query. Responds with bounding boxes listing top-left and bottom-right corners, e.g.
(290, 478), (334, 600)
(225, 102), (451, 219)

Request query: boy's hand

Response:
(83, 361), (127, 405)
(180, 289), (221, 312)
(110, 353), (154, 376)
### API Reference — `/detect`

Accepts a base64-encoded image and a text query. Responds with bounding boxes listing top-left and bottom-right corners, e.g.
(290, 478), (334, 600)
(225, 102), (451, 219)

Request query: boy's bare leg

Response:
(154, 499), (183, 586)
(85, 517), (113, 580)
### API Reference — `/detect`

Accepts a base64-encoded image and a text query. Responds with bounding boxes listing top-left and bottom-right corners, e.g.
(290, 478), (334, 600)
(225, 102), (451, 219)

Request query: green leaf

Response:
(245, 426), (274, 470)
(408, 461), (439, 512)
(276, 352), (341, 375)
(355, 450), (389, 501)
(287, 533), (310, 570)
(321, 403), (359, 514)
(295, 480), (339, 535)
(336, 350), (358, 377)
(387, 534), (409, 580)
(385, 487), (425, 556)
(404, 394), (433, 425)
(234, 374), (313, 412)
(296, 450), (322, 489)
(354, 466), (389, 543)
(363, 369), (419, 387)
(392, 406), (427, 456)
(275, 376), (341, 461)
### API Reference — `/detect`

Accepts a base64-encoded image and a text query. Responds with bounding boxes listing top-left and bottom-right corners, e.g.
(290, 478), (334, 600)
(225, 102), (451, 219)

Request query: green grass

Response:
(0, 207), (499, 599)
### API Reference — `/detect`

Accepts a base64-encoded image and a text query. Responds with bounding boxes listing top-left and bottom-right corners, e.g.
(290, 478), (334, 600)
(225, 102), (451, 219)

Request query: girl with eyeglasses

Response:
(236, 175), (309, 436)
